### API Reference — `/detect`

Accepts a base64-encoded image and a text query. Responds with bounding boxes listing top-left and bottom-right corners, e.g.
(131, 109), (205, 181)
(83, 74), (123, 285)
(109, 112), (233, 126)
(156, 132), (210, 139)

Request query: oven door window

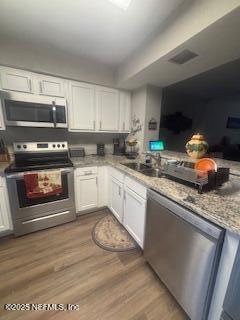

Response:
(16, 173), (69, 208)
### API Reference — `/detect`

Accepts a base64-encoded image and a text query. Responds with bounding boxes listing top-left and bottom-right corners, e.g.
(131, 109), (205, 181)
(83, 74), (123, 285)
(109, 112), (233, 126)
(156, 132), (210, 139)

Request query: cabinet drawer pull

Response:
(84, 171), (93, 175)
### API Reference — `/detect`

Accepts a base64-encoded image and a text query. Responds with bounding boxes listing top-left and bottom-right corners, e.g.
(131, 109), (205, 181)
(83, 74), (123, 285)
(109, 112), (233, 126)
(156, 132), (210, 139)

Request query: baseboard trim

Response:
(76, 206), (108, 216)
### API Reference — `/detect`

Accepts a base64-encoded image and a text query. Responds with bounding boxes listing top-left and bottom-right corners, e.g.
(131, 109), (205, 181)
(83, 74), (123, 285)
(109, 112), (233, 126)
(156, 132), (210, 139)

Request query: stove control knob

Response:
(57, 144), (60, 148)
(23, 145), (27, 149)
(52, 144), (56, 148)
(62, 144), (65, 148)
(17, 145), (21, 149)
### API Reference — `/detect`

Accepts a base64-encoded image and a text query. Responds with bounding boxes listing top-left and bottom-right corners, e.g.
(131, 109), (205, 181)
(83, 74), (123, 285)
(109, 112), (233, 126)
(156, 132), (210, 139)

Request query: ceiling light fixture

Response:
(108, 0), (132, 10)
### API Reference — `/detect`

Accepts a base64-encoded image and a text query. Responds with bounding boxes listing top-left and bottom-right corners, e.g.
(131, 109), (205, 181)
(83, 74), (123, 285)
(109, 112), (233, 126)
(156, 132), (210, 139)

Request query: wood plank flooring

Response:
(0, 209), (187, 320)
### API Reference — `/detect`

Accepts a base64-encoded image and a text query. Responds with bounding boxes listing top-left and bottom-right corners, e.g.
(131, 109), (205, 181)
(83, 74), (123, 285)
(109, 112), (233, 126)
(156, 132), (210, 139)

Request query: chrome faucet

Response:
(146, 152), (161, 168)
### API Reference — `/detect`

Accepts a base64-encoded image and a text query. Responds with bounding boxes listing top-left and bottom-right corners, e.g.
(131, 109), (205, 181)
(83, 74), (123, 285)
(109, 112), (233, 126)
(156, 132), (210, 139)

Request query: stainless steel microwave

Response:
(1, 91), (67, 128)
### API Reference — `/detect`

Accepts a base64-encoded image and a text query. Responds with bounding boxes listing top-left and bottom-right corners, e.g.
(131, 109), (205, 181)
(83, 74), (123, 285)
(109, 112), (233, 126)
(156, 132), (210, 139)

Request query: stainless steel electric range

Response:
(5, 142), (76, 236)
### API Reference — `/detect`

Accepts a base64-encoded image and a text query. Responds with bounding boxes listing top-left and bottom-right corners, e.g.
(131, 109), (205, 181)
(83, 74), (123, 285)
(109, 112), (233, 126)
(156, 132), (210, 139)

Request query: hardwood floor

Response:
(0, 210), (187, 320)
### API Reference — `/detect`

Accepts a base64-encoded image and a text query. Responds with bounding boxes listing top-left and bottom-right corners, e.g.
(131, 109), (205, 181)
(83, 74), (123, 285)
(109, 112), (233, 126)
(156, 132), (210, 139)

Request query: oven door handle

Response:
(6, 168), (73, 179)
(6, 173), (24, 180)
(60, 168), (73, 174)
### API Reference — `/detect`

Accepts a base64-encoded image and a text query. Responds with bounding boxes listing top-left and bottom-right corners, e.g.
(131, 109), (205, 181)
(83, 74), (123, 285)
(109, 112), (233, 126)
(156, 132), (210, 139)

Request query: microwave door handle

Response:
(52, 101), (57, 127)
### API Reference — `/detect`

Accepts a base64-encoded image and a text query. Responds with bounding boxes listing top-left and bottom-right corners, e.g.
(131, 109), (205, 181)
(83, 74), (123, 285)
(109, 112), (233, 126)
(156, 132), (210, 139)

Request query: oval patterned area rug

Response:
(92, 214), (138, 252)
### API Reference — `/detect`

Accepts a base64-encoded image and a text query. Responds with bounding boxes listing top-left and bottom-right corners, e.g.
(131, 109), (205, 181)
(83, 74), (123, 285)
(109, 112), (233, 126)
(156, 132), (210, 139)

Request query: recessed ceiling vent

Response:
(169, 50), (198, 65)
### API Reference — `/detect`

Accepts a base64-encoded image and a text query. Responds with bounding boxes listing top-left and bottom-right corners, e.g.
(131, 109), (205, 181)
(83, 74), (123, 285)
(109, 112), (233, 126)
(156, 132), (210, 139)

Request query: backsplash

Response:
(0, 127), (127, 158)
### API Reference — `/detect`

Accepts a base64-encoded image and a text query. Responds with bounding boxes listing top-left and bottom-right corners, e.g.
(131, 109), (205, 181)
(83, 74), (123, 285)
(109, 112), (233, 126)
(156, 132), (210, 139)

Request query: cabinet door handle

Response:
(28, 79), (32, 92)
(84, 171), (92, 175)
(39, 81), (43, 93)
(99, 121), (102, 130)
(93, 120), (96, 130)
(118, 186), (121, 196)
(96, 177), (98, 185)
(123, 122), (125, 131)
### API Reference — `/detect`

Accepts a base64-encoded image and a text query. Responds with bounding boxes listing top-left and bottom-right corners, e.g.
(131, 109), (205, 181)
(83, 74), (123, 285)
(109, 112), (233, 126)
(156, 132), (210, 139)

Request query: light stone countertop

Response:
(71, 154), (240, 235)
(160, 150), (240, 176)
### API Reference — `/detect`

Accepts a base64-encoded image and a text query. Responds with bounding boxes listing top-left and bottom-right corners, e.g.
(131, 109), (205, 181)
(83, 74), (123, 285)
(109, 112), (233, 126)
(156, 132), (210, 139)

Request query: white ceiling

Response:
(119, 7), (240, 89)
(0, 0), (184, 66)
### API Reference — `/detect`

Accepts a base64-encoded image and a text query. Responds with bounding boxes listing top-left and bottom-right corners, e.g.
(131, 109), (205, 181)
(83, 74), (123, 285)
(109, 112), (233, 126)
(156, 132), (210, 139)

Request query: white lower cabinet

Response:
(74, 167), (98, 213)
(74, 166), (108, 213)
(74, 166), (147, 248)
(109, 176), (124, 223)
(123, 186), (147, 249)
(0, 176), (12, 234)
(108, 167), (147, 248)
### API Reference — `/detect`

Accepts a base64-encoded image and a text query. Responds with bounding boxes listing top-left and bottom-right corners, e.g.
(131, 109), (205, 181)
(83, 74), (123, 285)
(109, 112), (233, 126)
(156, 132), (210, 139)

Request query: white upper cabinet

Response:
(0, 65), (132, 133)
(119, 91), (131, 133)
(96, 86), (119, 132)
(37, 75), (65, 97)
(0, 67), (33, 93)
(68, 81), (96, 131)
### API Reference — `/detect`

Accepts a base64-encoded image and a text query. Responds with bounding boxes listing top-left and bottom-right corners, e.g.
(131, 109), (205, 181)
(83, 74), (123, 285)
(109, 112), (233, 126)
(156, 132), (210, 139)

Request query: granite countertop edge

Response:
(71, 155), (240, 236)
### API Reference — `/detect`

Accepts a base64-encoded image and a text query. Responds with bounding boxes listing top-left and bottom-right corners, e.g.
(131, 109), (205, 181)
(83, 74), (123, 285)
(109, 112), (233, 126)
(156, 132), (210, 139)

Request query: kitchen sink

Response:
(122, 162), (162, 178)
(140, 168), (162, 177)
(122, 162), (150, 171)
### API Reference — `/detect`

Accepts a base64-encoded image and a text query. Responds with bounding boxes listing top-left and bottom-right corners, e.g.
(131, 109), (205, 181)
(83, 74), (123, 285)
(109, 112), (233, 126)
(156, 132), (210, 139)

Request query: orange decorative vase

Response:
(185, 134), (208, 159)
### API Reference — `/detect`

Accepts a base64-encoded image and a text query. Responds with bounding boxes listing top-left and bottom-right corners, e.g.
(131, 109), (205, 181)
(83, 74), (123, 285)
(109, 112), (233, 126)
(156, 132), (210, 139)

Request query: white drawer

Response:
(109, 166), (125, 183)
(75, 166), (98, 176)
(124, 176), (147, 199)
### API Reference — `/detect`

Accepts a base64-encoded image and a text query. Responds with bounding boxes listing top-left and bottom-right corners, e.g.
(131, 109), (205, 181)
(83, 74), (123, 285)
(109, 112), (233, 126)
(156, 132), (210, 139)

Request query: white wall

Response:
(143, 86), (163, 152)
(131, 86), (147, 153)
(131, 85), (162, 153)
(0, 36), (115, 87)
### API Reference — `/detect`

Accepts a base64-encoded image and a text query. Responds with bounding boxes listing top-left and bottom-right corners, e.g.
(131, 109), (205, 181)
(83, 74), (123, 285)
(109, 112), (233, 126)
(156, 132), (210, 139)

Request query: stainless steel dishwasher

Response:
(144, 189), (224, 320)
